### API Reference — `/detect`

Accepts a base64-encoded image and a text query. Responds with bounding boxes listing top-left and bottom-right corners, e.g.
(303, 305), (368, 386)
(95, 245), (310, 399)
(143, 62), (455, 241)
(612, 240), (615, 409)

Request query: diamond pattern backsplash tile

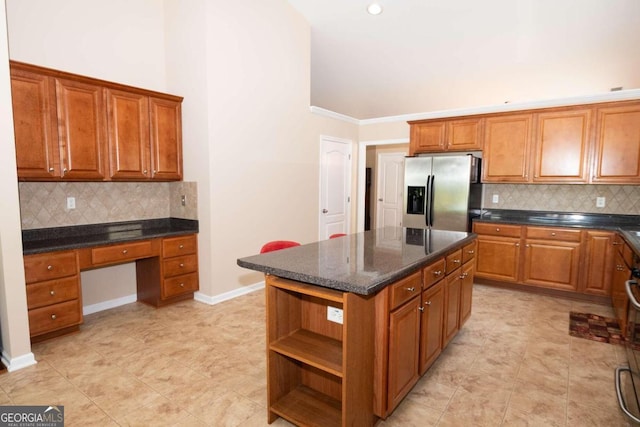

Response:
(19, 182), (197, 230)
(483, 184), (640, 215)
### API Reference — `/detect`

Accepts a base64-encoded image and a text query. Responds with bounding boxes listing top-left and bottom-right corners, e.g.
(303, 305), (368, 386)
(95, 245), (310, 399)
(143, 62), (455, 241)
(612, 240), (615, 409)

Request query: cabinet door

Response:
(612, 250), (631, 336)
(55, 78), (106, 180)
(150, 97), (182, 180)
(533, 109), (591, 182)
(582, 230), (615, 296)
(410, 122), (446, 153)
(592, 103), (640, 183)
(387, 295), (420, 412)
(482, 114), (532, 182)
(475, 236), (521, 282)
(106, 89), (150, 180)
(442, 272), (461, 347)
(447, 118), (483, 151)
(459, 261), (474, 327)
(10, 67), (60, 179)
(419, 281), (443, 375)
(522, 239), (581, 291)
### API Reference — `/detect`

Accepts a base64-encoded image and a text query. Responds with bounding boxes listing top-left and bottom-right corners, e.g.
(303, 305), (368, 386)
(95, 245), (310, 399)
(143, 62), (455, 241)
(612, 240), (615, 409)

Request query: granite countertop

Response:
(475, 209), (640, 256)
(22, 218), (199, 255)
(237, 227), (476, 296)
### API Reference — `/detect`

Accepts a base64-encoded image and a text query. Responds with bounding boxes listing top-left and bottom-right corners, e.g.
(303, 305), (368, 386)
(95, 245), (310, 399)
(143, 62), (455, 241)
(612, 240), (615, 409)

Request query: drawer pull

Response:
(406, 287), (416, 292)
(424, 301), (432, 306)
(460, 272), (469, 279)
(496, 228), (500, 232)
(50, 290), (55, 296)
(179, 263), (185, 268)
(179, 244), (184, 249)
(122, 249), (128, 255)
(180, 283), (185, 288)
(418, 306), (424, 312)
(453, 259), (461, 264)
(467, 250), (475, 254)
(51, 314), (57, 320)
(433, 270), (442, 276)
(47, 265), (53, 271)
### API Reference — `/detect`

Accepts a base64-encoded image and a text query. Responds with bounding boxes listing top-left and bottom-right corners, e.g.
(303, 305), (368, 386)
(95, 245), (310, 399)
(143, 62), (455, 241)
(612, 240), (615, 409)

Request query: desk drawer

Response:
(446, 249), (463, 274)
(525, 226), (581, 242)
(91, 241), (153, 266)
(28, 299), (82, 336)
(389, 271), (422, 310)
(24, 251), (78, 283)
(423, 259), (445, 289)
(163, 235), (197, 258)
(163, 254), (198, 277)
(26, 276), (79, 309)
(162, 272), (199, 299)
(462, 240), (477, 264)
(473, 222), (522, 238)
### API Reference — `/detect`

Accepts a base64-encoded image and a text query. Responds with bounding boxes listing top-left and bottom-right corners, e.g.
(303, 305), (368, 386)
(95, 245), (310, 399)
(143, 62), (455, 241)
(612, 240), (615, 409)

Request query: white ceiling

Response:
(287, 0), (640, 120)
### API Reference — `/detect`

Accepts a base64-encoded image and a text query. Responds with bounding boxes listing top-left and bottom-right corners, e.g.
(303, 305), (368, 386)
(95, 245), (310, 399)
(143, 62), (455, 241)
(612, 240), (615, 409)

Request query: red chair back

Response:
(260, 240), (301, 253)
(329, 233), (346, 239)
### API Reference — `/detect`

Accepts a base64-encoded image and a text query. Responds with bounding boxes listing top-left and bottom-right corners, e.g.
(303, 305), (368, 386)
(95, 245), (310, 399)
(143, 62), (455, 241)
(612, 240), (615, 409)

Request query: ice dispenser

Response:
(407, 186), (425, 215)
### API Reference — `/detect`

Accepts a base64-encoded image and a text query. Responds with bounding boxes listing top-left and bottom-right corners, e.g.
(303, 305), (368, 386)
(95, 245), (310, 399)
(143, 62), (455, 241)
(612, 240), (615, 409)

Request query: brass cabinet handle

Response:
(406, 287), (416, 292)
(179, 244), (184, 249)
(51, 314), (57, 320)
(424, 301), (432, 306)
(418, 307), (424, 312)
(433, 270), (442, 276)
(551, 232), (556, 236)
(50, 290), (55, 296)
(467, 250), (475, 254)
(453, 259), (461, 264)
(496, 228), (500, 232)
(47, 265), (53, 271)
(180, 283), (185, 287)
(179, 263), (184, 268)
(122, 249), (128, 254)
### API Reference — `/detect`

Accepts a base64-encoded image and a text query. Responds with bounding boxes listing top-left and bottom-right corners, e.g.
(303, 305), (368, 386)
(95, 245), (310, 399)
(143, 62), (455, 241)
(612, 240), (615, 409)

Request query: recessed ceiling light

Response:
(367, 3), (383, 15)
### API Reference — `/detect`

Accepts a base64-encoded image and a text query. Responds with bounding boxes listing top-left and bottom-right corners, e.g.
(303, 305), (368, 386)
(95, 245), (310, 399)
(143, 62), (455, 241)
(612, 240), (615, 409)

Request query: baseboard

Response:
(1, 350), (37, 372)
(194, 281), (265, 305)
(83, 294), (138, 315)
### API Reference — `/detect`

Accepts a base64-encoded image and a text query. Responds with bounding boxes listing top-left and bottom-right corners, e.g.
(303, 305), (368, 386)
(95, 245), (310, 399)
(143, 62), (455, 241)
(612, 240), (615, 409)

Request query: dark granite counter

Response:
(475, 209), (640, 256)
(237, 227), (476, 295)
(22, 218), (199, 255)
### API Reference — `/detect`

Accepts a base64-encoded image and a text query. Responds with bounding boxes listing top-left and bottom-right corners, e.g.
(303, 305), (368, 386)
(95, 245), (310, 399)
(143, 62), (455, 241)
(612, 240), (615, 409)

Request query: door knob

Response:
(322, 209), (328, 213)
(378, 198), (383, 202)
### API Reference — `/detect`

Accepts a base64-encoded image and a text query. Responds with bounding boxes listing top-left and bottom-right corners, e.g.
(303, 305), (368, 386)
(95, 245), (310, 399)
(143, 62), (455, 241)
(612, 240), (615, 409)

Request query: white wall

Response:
(0, 0), (33, 371)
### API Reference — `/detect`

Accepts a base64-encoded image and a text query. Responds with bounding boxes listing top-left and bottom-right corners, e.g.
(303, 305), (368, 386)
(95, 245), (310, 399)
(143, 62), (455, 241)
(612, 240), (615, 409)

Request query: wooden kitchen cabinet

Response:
(522, 226), (582, 292)
(582, 230), (616, 296)
(532, 109), (592, 183)
(612, 248), (632, 336)
(11, 60), (183, 182)
(10, 67), (60, 179)
(459, 247), (476, 327)
(473, 222), (522, 282)
(482, 114), (533, 182)
(592, 102), (640, 183)
(442, 249), (463, 347)
(23, 250), (83, 341)
(265, 275), (375, 427)
(409, 118), (483, 154)
(419, 280), (444, 375)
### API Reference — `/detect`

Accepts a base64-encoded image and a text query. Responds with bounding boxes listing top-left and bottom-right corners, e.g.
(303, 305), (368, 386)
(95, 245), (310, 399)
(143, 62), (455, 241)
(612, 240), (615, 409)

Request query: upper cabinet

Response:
(592, 103), (640, 183)
(10, 61), (183, 182)
(482, 114), (532, 182)
(409, 118), (483, 154)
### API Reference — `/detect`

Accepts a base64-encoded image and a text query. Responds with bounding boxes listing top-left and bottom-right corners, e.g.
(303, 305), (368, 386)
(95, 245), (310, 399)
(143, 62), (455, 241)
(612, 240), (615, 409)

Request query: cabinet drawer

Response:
(462, 240), (477, 264)
(24, 251), (78, 283)
(473, 222), (522, 238)
(163, 235), (197, 258)
(26, 276), (79, 309)
(445, 249), (463, 274)
(389, 271), (422, 310)
(525, 226), (581, 242)
(423, 259), (445, 289)
(163, 254), (198, 277)
(28, 299), (82, 336)
(162, 272), (199, 299)
(91, 241), (153, 266)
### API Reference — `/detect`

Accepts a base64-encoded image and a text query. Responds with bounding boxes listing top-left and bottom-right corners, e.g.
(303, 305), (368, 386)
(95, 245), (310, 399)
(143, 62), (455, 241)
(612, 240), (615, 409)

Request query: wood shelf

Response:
(271, 329), (343, 377)
(270, 385), (342, 427)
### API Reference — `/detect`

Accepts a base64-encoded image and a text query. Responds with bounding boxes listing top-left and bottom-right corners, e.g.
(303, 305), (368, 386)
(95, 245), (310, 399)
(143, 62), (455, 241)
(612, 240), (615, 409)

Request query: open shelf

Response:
(271, 385), (342, 427)
(271, 329), (343, 377)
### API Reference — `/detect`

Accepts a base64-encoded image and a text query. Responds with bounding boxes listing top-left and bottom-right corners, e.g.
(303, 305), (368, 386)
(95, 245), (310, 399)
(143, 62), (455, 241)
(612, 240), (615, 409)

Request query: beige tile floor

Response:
(0, 284), (632, 426)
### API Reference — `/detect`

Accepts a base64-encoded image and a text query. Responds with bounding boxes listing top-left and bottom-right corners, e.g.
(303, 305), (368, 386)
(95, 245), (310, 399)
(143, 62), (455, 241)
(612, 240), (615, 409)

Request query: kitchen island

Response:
(237, 227), (477, 426)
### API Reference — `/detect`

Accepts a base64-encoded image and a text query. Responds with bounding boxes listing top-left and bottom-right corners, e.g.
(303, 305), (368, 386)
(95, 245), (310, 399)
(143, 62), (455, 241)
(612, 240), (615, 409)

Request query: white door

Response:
(319, 137), (352, 240)
(376, 152), (405, 233)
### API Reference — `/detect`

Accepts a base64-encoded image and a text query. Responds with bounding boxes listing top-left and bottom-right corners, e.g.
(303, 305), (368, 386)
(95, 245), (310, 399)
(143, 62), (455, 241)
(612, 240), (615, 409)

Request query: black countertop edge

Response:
(237, 233), (477, 296)
(22, 218), (199, 255)
(475, 209), (640, 230)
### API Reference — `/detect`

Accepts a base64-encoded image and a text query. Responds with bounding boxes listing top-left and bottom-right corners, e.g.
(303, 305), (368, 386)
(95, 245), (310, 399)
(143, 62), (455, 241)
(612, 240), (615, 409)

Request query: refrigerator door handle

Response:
(429, 175), (435, 227)
(425, 175), (431, 227)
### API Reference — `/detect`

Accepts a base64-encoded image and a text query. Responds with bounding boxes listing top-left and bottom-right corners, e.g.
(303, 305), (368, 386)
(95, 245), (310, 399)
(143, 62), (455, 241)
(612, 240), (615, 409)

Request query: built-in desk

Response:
(22, 218), (198, 342)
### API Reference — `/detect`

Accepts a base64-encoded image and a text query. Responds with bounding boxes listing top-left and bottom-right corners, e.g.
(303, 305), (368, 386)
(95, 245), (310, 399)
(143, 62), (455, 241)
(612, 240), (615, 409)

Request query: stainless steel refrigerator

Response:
(403, 154), (482, 231)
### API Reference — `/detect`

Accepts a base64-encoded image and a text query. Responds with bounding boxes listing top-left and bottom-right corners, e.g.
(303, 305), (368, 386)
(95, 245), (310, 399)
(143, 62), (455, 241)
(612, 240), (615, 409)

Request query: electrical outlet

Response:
(66, 197), (76, 210)
(596, 196), (606, 208)
(327, 306), (343, 324)
(492, 194), (499, 204)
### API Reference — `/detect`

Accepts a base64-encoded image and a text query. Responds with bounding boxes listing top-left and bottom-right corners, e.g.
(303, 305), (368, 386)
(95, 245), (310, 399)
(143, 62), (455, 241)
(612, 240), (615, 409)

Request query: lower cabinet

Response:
(612, 240), (633, 336)
(582, 230), (616, 296)
(419, 281), (444, 375)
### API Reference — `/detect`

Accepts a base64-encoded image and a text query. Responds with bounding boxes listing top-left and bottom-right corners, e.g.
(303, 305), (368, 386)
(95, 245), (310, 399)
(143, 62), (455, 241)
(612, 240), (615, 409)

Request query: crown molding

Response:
(312, 89), (640, 126)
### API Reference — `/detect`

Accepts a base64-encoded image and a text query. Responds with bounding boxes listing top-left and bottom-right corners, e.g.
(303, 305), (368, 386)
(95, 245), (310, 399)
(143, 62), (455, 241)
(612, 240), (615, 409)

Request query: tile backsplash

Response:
(19, 181), (198, 229)
(483, 184), (640, 215)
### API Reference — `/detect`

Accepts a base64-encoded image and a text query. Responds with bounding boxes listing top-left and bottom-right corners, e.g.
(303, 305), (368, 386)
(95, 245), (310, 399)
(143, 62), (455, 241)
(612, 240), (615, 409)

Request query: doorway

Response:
(319, 136), (352, 240)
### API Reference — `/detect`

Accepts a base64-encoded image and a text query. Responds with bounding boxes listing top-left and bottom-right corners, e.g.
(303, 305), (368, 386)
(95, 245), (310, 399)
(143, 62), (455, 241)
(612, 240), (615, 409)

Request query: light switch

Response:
(596, 197), (605, 208)
(66, 197), (76, 210)
(492, 194), (499, 204)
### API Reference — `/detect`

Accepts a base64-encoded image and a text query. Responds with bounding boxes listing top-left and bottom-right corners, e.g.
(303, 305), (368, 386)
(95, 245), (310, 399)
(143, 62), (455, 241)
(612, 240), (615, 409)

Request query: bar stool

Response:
(260, 240), (301, 253)
(329, 233), (346, 239)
